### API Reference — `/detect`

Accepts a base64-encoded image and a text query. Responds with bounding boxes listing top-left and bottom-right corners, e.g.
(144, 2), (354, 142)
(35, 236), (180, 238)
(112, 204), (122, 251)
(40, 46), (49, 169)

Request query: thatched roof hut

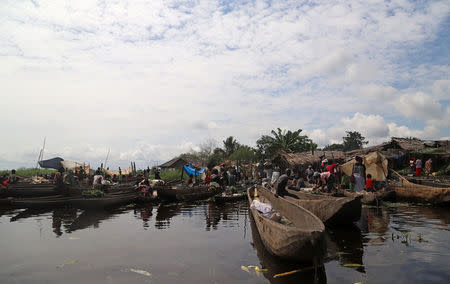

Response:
(158, 157), (203, 170)
(272, 150), (345, 170)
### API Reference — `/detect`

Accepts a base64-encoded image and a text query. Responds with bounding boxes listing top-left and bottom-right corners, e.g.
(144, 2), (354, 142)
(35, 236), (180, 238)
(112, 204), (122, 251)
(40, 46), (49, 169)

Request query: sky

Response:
(1, 0), (449, 169)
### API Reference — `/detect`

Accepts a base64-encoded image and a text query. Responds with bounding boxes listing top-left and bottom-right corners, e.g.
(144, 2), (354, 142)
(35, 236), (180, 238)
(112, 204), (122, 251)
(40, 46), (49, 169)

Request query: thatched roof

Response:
(158, 157), (203, 169)
(390, 137), (425, 151)
(272, 151), (345, 167)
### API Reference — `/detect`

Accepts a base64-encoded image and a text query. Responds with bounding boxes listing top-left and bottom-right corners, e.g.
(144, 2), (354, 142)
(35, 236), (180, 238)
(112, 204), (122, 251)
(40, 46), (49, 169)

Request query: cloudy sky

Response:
(1, 0), (449, 169)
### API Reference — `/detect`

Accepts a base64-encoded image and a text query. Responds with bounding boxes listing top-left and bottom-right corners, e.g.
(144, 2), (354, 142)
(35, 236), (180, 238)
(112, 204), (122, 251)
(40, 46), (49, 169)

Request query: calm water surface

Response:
(0, 201), (448, 284)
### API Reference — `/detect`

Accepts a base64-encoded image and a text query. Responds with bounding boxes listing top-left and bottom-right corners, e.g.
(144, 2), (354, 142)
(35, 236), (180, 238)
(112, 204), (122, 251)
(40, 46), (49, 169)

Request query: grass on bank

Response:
(0, 168), (56, 177)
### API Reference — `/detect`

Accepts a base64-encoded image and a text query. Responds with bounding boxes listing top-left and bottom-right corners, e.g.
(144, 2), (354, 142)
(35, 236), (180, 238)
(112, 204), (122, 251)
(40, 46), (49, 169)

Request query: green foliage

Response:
(230, 145), (257, 163)
(82, 190), (105, 197)
(151, 169), (188, 181)
(413, 148), (445, 154)
(256, 128), (315, 157)
(0, 167), (56, 177)
(223, 136), (240, 157)
(323, 143), (344, 151)
(342, 131), (368, 151)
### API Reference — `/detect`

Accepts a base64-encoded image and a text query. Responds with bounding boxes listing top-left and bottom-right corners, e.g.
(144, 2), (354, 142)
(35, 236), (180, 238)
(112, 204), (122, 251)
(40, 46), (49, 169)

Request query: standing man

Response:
(415, 158), (422, 176)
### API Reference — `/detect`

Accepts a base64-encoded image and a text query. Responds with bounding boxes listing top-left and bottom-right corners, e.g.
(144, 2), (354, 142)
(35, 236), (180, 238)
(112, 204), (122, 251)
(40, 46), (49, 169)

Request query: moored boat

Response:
(282, 189), (361, 225)
(213, 192), (246, 203)
(388, 172), (449, 205)
(156, 184), (223, 201)
(248, 185), (326, 262)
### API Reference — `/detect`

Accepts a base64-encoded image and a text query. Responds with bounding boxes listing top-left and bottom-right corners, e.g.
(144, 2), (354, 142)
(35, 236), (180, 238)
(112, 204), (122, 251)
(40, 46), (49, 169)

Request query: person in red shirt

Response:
(365, 174), (374, 192)
(326, 163), (338, 174)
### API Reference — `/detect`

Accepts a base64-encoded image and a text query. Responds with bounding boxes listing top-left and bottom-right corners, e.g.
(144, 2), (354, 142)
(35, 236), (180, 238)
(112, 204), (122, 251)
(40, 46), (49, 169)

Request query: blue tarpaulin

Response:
(183, 163), (206, 176)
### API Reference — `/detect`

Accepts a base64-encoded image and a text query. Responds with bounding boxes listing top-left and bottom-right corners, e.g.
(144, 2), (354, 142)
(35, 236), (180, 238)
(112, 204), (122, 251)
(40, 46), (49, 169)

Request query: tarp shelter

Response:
(38, 157), (64, 170)
(340, 152), (389, 181)
(183, 163), (206, 176)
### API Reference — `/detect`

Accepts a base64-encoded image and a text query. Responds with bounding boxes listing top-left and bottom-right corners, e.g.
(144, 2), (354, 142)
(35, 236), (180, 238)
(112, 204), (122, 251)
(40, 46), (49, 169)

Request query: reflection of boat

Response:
(249, 211), (327, 284)
(356, 206), (390, 237)
(248, 186), (326, 262)
(157, 184), (223, 201)
(389, 171), (450, 205)
(68, 208), (127, 233)
(325, 225), (365, 272)
(284, 189), (361, 225)
(10, 207), (54, 222)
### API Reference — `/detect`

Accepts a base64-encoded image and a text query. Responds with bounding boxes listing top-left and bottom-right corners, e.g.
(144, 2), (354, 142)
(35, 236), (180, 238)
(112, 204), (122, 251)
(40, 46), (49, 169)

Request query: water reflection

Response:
(249, 212), (327, 284)
(155, 203), (183, 229)
(326, 225), (364, 272)
(133, 204), (153, 229)
(68, 207), (127, 233)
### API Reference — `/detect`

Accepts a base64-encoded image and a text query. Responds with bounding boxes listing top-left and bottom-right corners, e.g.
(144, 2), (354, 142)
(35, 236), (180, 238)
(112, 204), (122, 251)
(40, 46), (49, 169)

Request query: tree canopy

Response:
(342, 131), (368, 151)
(256, 128), (316, 158)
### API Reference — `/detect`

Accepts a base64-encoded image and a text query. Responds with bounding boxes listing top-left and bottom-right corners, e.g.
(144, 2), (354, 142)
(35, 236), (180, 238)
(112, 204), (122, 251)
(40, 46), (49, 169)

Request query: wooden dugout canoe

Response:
(156, 184), (223, 201)
(1, 183), (59, 198)
(283, 189), (361, 225)
(248, 185), (326, 262)
(213, 192), (246, 203)
(389, 171), (449, 205)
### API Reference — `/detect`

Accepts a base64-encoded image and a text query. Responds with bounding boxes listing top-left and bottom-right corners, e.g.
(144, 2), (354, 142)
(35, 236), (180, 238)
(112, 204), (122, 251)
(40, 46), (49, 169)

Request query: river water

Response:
(0, 201), (448, 284)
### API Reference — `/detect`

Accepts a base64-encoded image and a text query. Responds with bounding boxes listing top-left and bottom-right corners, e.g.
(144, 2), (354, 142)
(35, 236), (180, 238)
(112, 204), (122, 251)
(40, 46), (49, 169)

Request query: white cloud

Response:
(396, 92), (442, 120)
(0, 0), (449, 168)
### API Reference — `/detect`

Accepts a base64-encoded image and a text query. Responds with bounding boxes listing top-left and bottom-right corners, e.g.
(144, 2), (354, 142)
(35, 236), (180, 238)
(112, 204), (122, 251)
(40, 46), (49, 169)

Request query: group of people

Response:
(0, 169), (19, 188)
(409, 157), (433, 176)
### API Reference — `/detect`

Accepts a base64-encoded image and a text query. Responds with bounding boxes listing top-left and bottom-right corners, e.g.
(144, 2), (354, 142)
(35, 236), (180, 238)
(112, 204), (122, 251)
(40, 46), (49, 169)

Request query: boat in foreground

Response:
(283, 189), (361, 225)
(248, 185), (326, 262)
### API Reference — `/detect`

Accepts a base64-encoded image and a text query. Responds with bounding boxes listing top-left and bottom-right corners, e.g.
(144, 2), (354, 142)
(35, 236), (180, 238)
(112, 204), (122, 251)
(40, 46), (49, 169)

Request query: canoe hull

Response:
(284, 190), (361, 225)
(248, 186), (326, 263)
(157, 185), (223, 201)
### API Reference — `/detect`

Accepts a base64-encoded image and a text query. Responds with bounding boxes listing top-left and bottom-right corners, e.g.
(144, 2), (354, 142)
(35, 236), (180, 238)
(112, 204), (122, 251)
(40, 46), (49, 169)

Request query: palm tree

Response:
(256, 128), (315, 157)
(223, 136), (240, 157)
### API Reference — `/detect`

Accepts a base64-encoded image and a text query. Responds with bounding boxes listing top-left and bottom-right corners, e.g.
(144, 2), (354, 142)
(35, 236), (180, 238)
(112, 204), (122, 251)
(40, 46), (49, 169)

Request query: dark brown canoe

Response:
(1, 183), (59, 197)
(156, 184), (223, 201)
(248, 185), (326, 263)
(282, 189), (361, 225)
(11, 195), (68, 208)
(68, 193), (136, 209)
(213, 192), (246, 203)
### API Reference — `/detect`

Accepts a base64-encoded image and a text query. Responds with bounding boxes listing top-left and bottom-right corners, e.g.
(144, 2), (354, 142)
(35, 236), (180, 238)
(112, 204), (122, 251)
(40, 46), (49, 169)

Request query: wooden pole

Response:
(35, 137), (46, 177)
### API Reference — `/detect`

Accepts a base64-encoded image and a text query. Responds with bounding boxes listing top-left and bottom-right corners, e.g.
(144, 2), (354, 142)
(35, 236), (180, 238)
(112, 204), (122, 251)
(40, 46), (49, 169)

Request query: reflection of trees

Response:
(249, 211), (327, 284)
(326, 225), (365, 273)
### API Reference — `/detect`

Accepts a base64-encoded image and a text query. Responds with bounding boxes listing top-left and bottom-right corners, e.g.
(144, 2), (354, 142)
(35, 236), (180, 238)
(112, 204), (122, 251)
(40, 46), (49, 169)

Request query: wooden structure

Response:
(248, 185), (326, 262)
(156, 184), (223, 201)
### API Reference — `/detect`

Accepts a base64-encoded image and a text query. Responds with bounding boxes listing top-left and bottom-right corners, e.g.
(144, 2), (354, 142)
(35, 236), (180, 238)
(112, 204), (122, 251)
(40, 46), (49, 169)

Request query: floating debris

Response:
(273, 266), (315, 278)
(343, 263), (363, 268)
(129, 268), (152, 277)
(57, 260), (78, 268)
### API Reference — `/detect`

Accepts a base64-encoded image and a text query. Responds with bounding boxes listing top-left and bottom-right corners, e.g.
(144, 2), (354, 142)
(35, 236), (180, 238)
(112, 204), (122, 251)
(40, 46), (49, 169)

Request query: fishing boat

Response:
(248, 185), (326, 262)
(341, 189), (394, 205)
(156, 184), (223, 201)
(1, 182), (60, 198)
(11, 195), (68, 208)
(389, 171), (450, 205)
(67, 192), (137, 209)
(282, 189), (361, 225)
(213, 192), (246, 203)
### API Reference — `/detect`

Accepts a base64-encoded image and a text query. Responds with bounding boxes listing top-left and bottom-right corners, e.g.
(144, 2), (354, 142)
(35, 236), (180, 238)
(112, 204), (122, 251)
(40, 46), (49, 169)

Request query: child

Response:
(365, 174), (374, 192)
